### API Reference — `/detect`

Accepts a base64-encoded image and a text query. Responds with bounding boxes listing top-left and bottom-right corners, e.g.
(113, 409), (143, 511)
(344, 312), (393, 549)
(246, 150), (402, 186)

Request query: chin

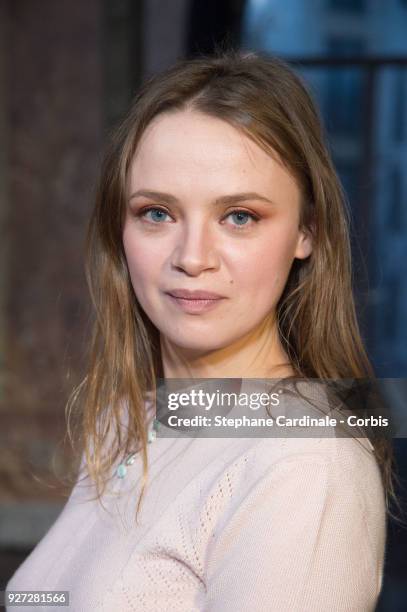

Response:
(165, 334), (229, 355)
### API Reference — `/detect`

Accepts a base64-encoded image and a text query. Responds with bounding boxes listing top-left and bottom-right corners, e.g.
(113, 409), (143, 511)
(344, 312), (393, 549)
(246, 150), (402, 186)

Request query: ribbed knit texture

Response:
(6, 382), (386, 611)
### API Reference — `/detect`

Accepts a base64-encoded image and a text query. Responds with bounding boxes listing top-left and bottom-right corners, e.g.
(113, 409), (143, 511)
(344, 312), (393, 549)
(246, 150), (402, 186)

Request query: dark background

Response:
(0, 1), (406, 609)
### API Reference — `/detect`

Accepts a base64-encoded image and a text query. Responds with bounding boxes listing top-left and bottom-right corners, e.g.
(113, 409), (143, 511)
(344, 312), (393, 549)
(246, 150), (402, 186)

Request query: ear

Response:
(294, 226), (313, 260)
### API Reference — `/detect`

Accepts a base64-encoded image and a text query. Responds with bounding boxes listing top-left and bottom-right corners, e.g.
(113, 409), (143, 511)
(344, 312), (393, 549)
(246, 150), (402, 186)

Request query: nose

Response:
(170, 220), (220, 276)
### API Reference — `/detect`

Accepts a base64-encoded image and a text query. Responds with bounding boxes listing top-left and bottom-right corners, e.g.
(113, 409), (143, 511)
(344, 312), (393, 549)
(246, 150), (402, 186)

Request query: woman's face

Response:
(123, 109), (312, 353)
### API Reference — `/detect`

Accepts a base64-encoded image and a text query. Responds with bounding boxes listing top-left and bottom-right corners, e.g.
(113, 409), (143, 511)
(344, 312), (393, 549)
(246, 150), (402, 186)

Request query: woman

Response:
(6, 49), (395, 611)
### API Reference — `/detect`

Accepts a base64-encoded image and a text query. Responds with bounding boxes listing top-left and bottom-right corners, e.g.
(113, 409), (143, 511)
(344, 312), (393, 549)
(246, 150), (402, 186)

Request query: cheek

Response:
(229, 230), (296, 296)
(122, 226), (160, 291)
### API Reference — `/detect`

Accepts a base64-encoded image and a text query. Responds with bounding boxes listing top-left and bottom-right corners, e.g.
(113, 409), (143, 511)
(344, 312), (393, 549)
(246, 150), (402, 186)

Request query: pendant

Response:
(116, 418), (160, 478)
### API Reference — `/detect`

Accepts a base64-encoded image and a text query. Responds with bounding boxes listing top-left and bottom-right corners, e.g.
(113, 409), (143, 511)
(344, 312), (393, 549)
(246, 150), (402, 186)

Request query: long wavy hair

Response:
(65, 49), (402, 523)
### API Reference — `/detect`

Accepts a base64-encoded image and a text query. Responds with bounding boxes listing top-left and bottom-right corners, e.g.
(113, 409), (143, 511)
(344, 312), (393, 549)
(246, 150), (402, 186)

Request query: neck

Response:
(159, 313), (295, 380)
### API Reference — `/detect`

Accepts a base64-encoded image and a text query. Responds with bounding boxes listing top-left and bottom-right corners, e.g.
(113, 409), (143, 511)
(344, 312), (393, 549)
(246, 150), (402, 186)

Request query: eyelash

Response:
(136, 206), (260, 230)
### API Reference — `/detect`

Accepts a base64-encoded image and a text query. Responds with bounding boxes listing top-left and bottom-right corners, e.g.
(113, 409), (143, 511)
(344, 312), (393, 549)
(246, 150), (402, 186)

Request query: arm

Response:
(205, 453), (383, 612)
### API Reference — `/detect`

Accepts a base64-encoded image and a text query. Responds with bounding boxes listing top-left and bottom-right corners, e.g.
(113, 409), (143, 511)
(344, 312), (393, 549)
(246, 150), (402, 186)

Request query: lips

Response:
(166, 289), (225, 300)
(165, 290), (225, 314)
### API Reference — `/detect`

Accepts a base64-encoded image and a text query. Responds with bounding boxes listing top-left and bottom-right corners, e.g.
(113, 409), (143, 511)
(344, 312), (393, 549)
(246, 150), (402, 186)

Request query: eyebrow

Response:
(128, 189), (277, 207)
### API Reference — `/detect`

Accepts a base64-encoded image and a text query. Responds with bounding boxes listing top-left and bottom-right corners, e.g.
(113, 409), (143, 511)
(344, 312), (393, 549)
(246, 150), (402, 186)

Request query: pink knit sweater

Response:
(6, 385), (386, 611)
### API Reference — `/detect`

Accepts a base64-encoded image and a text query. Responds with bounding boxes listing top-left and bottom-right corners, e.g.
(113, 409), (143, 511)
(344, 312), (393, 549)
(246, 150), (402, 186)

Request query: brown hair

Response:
(65, 49), (403, 523)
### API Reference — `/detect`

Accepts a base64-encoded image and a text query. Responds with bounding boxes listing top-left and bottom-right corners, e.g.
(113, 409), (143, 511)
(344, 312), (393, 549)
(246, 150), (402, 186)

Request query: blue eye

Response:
(141, 207), (170, 223)
(228, 211), (251, 226)
(225, 209), (259, 229)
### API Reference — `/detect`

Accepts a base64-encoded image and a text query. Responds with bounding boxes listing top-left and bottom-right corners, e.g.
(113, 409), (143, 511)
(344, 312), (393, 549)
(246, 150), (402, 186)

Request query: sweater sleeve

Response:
(204, 452), (383, 612)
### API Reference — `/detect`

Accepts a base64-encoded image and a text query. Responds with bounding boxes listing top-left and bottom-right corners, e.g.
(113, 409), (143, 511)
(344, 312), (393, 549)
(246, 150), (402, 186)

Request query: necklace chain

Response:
(116, 418), (160, 479)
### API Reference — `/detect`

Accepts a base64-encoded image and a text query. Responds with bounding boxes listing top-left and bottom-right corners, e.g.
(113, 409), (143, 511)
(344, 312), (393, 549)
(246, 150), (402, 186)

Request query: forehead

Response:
(127, 109), (298, 198)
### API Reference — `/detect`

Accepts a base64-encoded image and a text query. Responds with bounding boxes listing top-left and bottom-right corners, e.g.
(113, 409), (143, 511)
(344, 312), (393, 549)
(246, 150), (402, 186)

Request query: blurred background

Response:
(0, 0), (406, 609)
